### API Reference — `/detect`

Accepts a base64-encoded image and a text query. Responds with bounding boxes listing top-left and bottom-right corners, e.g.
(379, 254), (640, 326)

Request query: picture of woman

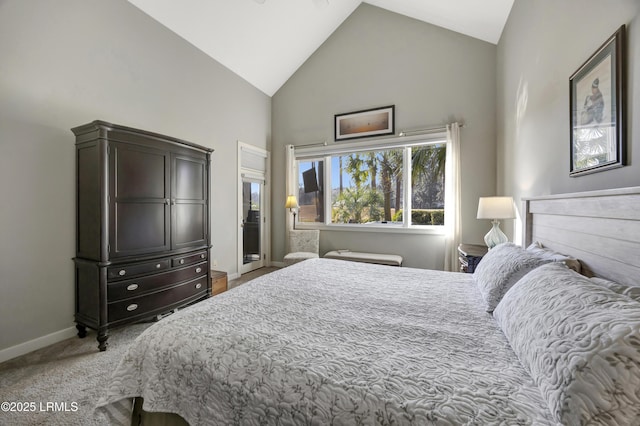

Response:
(580, 77), (604, 125)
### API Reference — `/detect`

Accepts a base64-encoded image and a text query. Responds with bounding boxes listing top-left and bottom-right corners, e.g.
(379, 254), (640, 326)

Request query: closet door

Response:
(171, 153), (208, 251)
(109, 142), (171, 258)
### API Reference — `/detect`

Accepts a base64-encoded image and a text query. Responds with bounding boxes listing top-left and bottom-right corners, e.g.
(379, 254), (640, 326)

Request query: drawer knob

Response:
(179, 259), (185, 264)
(200, 254), (205, 259)
(118, 270), (126, 276)
(126, 304), (138, 312)
(195, 267), (202, 273)
(156, 264), (161, 269)
(195, 283), (202, 289)
(126, 284), (138, 291)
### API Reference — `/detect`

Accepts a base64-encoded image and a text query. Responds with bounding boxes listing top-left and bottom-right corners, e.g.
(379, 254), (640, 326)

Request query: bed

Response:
(97, 186), (640, 425)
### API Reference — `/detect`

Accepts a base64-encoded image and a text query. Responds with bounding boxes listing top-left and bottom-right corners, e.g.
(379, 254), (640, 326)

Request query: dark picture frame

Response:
(335, 105), (395, 141)
(569, 25), (625, 176)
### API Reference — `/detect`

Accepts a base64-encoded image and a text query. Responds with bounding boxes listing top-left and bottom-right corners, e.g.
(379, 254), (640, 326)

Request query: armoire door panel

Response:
(174, 203), (206, 248)
(113, 202), (170, 255)
(114, 144), (168, 199)
(172, 153), (207, 250)
(109, 142), (171, 258)
(174, 156), (205, 200)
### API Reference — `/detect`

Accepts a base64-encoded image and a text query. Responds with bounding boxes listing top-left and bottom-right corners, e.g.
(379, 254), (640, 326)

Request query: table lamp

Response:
(477, 196), (515, 249)
(285, 195), (299, 229)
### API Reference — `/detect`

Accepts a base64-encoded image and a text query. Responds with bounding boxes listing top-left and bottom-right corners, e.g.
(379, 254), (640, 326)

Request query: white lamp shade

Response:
(285, 195), (299, 209)
(477, 197), (515, 220)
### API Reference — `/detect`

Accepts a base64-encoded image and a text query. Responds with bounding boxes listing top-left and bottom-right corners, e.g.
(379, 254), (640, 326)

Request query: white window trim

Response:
(294, 133), (445, 159)
(295, 222), (446, 235)
(293, 132), (447, 233)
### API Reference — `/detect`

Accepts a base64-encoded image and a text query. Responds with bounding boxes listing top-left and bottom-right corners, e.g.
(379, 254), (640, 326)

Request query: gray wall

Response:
(272, 4), (498, 268)
(0, 0), (270, 355)
(497, 0), (640, 238)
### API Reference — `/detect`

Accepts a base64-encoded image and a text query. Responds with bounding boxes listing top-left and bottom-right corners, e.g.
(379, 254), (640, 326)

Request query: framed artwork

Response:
(335, 105), (395, 141)
(569, 25), (625, 176)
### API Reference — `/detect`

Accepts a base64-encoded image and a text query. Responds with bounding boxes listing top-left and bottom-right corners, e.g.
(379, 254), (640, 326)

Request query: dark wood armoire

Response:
(73, 121), (213, 351)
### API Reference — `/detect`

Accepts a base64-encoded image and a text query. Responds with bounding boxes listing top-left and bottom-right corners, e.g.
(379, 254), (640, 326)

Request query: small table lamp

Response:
(477, 196), (515, 249)
(285, 195), (299, 229)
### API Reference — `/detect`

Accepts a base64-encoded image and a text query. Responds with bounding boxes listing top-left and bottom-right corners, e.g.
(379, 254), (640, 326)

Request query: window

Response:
(297, 160), (325, 223)
(330, 149), (403, 224)
(410, 144), (446, 226)
(294, 137), (446, 229)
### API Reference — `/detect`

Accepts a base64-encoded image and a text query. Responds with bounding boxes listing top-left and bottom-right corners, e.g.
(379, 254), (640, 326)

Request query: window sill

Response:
(294, 223), (446, 235)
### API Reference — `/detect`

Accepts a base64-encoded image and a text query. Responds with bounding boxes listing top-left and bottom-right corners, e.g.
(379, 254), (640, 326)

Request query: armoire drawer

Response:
(108, 261), (208, 301)
(172, 251), (207, 267)
(108, 276), (208, 323)
(108, 259), (171, 280)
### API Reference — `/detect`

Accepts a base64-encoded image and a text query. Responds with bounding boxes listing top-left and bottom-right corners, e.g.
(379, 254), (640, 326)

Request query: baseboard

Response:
(0, 326), (77, 364)
(270, 261), (285, 268)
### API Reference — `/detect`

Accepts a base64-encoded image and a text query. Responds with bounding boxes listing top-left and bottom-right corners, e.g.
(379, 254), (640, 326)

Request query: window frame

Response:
(293, 133), (447, 235)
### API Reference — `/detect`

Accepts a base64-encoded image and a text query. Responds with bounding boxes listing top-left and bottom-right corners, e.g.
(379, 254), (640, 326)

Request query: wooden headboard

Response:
(523, 186), (640, 287)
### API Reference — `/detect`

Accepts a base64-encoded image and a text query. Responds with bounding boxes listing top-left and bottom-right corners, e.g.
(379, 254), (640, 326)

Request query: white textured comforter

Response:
(97, 258), (555, 425)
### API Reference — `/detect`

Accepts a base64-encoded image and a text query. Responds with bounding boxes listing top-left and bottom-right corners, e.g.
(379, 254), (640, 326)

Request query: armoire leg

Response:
(97, 329), (109, 351)
(76, 323), (87, 339)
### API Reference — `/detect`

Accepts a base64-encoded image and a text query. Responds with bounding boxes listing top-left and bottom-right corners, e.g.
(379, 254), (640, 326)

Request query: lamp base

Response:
(484, 220), (508, 249)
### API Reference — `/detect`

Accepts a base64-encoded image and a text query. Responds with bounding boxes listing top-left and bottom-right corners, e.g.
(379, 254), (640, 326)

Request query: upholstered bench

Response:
(324, 250), (403, 267)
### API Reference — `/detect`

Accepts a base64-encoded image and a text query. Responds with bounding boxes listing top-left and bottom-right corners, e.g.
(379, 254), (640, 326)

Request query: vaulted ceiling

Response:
(127, 0), (514, 96)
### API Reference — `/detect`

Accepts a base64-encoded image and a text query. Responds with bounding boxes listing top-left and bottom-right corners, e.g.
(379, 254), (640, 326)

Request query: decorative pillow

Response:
(494, 263), (640, 424)
(473, 242), (551, 312)
(526, 241), (582, 273)
(590, 276), (640, 303)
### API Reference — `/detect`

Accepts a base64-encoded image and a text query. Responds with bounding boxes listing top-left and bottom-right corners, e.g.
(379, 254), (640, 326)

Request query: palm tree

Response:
(412, 144), (446, 184)
(338, 156), (343, 193)
(411, 145), (446, 210)
(333, 186), (383, 223)
(376, 150), (404, 220)
(345, 154), (368, 189)
(365, 152), (377, 190)
(389, 150), (403, 213)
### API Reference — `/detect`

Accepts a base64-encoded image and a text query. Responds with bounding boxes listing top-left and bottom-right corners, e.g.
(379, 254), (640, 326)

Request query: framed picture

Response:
(569, 25), (625, 176)
(335, 105), (395, 141)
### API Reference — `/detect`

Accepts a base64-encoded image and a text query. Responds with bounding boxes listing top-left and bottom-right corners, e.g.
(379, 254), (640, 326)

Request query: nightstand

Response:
(211, 270), (228, 296)
(458, 244), (488, 273)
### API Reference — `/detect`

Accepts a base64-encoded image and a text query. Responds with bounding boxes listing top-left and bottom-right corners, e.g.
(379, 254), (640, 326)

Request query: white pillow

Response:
(494, 263), (640, 424)
(473, 242), (551, 312)
(525, 241), (582, 273)
(590, 276), (640, 303)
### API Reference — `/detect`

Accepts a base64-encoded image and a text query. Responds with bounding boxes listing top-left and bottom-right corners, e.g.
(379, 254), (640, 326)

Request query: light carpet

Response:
(0, 267), (279, 425)
(0, 323), (153, 425)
